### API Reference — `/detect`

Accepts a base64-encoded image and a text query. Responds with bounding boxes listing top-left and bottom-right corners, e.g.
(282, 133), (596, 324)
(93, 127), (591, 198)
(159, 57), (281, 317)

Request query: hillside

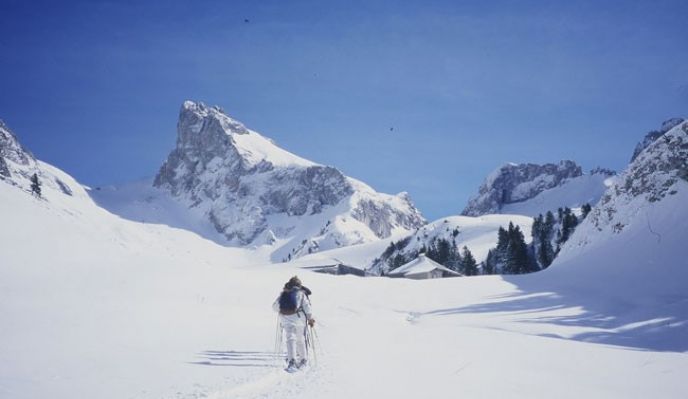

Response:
(462, 161), (614, 217)
(2, 174), (686, 399)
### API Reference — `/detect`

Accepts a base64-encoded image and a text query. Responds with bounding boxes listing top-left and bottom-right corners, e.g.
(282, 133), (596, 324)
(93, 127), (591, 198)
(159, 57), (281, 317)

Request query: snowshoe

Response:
(285, 359), (298, 373)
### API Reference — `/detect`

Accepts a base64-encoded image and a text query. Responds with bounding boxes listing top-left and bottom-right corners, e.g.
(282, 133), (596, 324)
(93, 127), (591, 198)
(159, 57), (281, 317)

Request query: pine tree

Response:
(436, 238), (451, 266)
(581, 203), (592, 219)
(504, 223), (530, 274)
(484, 250), (496, 275)
(545, 211), (556, 232)
(538, 237), (554, 269)
(30, 173), (42, 197)
(461, 246), (478, 276)
(558, 207), (578, 244)
(532, 212), (556, 269)
(388, 253), (408, 272)
(532, 215), (543, 242)
(491, 226), (509, 273)
(447, 240), (462, 272)
(382, 241), (397, 258)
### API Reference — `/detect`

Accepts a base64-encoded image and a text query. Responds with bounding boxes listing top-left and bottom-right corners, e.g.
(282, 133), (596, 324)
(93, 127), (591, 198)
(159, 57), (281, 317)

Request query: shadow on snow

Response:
(423, 273), (688, 353)
(189, 350), (284, 368)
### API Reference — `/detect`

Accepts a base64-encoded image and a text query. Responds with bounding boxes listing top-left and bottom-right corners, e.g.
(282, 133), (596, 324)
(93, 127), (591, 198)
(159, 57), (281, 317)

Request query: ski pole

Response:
(274, 315), (283, 367)
(309, 326), (318, 366)
(312, 325), (323, 356)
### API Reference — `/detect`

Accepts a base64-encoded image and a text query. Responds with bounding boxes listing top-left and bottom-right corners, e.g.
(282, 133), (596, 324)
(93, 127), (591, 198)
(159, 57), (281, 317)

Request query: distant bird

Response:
(389, 127), (394, 132)
(244, 18), (250, 23)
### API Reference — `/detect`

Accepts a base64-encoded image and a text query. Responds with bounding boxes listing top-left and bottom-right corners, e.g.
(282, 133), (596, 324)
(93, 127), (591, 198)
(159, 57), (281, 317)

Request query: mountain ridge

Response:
(105, 100), (427, 260)
(462, 160), (613, 217)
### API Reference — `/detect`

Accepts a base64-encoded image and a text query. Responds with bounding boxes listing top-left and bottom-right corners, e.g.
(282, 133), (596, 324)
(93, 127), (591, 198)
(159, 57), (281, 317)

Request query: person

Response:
(273, 276), (315, 371)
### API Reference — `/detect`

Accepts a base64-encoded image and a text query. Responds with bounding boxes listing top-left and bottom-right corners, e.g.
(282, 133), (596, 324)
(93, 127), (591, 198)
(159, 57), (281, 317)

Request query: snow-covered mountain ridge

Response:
(630, 117), (685, 162)
(560, 119), (688, 255)
(462, 160), (614, 217)
(101, 101), (425, 260)
(0, 120), (79, 198)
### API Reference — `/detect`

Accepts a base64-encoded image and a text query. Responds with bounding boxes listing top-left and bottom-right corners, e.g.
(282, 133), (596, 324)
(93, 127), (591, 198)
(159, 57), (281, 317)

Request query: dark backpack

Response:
(278, 288), (300, 314)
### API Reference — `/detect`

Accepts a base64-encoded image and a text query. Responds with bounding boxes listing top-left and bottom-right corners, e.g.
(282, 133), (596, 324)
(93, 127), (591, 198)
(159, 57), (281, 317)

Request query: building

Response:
(387, 253), (462, 279)
(300, 260), (369, 277)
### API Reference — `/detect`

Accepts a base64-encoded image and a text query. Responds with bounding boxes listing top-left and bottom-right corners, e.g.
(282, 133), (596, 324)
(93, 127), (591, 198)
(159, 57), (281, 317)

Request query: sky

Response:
(1, 0), (687, 220)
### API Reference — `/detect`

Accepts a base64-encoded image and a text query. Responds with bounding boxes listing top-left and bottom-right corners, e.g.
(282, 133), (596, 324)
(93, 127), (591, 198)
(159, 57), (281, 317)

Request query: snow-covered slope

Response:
(496, 118), (688, 352)
(0, 120), (81, 199)
(462, 161), (614, 217)
(94, 101), (425, 261)
(499, 171), (615, 216)
(630, 117), (685, 162)
(2, 118), (687, 399)
(3, 163), (686, 399)
(553, 119), (688, 295)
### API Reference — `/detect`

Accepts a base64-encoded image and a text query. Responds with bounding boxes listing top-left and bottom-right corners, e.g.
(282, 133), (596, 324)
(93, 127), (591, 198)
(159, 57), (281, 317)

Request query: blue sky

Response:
(1, 0), (687, 220)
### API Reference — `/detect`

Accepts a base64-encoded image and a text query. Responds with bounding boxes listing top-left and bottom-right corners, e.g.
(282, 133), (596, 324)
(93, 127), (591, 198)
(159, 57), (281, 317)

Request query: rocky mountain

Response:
(148, 101), (425, 260)
(546, 118), (688, 309)
(566, 119), (688, 244)
(630, 118), (685, 162)
(462, 160), (613, 217)
(0, 119), (36, 182)
(0, 120), (76, 197)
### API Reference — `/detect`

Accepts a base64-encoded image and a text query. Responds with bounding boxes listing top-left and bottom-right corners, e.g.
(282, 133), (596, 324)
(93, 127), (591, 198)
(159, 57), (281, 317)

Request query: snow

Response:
(387, 253), (460, 277)
(93, 172), (424, 264)
(233, 129), (315, 168)
(384, 214), (534, 266)
(3, 118), (688, 399)
(90, 178), (229, 245)
(3, 161), (686, 399)
(500, 173), (612, 217)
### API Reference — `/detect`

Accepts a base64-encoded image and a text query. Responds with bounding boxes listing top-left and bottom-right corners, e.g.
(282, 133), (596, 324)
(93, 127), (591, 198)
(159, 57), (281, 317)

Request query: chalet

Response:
(387, 253), (462, 279)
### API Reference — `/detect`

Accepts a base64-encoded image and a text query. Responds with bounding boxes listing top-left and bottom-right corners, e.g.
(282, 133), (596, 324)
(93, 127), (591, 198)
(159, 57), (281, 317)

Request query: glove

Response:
(308, 318), (316, 327)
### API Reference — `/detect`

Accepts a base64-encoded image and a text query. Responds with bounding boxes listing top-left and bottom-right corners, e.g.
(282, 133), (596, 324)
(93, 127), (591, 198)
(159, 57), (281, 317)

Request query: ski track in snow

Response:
(208, 366), (325, 399)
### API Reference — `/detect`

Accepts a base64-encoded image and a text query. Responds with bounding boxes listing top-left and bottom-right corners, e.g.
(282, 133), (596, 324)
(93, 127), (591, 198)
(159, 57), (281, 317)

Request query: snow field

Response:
(2, 165), (688, 398)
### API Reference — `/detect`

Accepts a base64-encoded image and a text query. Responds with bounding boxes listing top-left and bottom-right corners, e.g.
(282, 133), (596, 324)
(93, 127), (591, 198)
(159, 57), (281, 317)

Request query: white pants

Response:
(281, 314), (307, 362)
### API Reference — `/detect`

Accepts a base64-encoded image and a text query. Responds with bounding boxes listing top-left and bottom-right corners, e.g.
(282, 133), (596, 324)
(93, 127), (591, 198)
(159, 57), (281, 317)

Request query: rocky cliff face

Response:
(153, 101), (426, 257)
(0, 120), (77, 197)
(0, 120), (36, 180)
(630, 118), (685, 162)
(462, 161), (585, 216)
(578, 120), (688, 238)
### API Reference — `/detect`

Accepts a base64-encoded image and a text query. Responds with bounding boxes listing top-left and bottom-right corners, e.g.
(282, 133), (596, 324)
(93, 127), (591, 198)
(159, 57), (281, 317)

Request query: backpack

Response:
(278, 288), (300, 314)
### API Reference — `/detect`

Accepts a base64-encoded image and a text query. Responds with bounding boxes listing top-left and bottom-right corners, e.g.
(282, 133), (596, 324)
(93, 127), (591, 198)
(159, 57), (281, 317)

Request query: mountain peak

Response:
(462, 160), (584, 216)
(172, 100), (314, 173)
(152, 101), (425, 258)
(179, 100), (249, 137)
(630, 117), (685, 162)
(0, 120), (35, 166)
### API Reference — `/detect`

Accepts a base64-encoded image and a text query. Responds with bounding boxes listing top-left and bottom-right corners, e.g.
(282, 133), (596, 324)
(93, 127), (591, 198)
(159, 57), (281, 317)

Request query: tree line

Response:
(381, 204), (591, 276)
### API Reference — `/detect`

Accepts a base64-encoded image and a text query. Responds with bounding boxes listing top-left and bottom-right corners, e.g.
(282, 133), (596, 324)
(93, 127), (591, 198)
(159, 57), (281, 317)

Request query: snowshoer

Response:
(273, 276), (315, 372)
